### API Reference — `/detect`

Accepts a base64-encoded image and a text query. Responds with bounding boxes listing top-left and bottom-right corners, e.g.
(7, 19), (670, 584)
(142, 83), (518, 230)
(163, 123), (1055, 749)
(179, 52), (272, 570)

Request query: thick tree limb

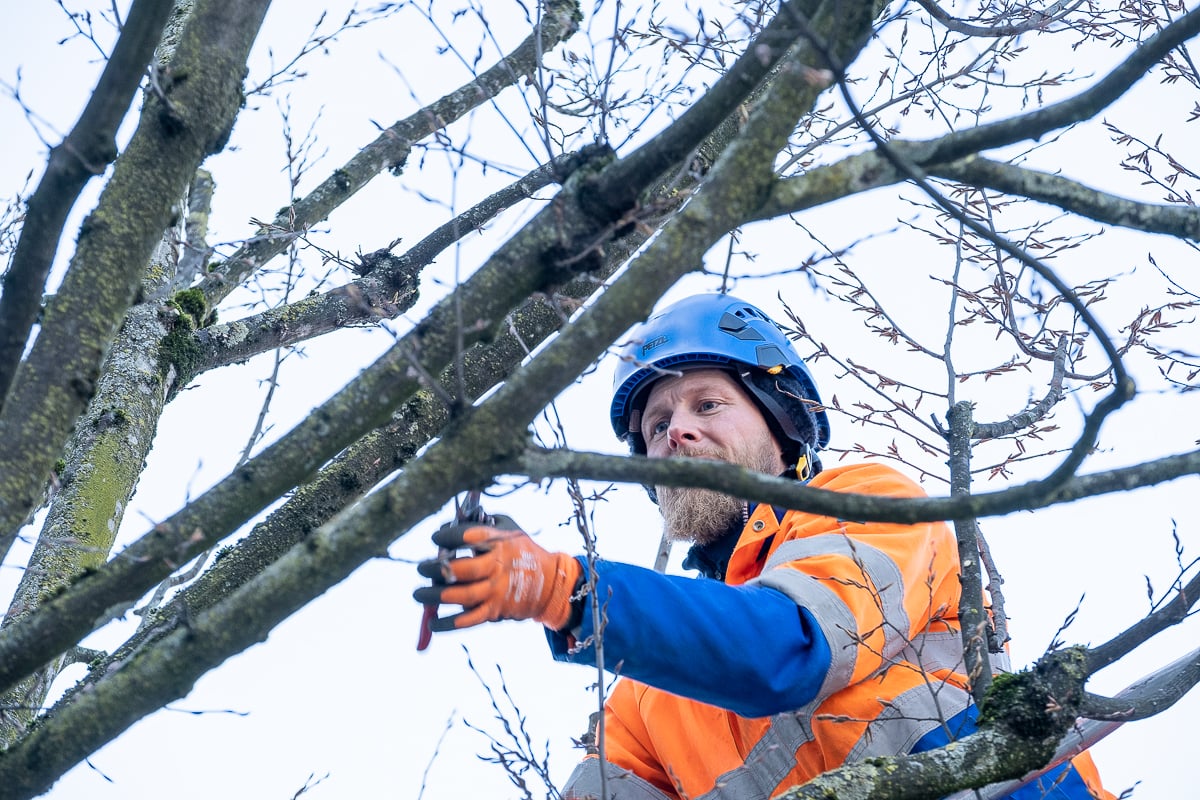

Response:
(759, 144), (1200, 241)
(772, 727), (1046, 800)
(0, 0), (177, 409)
(0, 0), (273, 563)
(0, 174), (201, 743)
(774, 647), (1098, 799)
(772, 643), (1200, 799)
(955, 648), (1200, 799)
(171, 167), (215, 292)
(1081, 646), (1200, 722)
(0, 268), (174, 744)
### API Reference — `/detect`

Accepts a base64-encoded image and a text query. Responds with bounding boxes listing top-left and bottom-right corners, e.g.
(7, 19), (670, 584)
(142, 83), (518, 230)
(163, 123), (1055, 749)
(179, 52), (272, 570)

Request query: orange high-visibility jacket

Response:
(559, 462), (1111, 800)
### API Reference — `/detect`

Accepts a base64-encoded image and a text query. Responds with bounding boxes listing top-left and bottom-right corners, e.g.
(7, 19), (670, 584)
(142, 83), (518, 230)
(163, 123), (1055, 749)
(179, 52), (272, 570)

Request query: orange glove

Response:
(413, 521), (582, 633)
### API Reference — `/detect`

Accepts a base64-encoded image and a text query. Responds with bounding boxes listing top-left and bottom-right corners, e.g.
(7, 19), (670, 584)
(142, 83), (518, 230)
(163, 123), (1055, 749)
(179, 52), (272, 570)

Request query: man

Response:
(414, 293), (1111, 799)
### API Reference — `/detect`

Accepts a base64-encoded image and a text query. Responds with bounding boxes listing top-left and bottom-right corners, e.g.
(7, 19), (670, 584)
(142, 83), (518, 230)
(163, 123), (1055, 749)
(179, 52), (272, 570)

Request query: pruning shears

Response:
(416, 489), (493, 651)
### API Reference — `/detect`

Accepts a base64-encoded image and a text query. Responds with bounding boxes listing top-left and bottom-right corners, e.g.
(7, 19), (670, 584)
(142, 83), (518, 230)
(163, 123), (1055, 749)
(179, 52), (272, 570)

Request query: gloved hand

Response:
(413, 520), (582, 633)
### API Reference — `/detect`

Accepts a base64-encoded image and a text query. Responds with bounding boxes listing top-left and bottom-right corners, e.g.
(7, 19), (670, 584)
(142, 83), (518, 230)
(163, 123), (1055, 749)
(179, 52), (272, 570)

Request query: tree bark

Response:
(0, 0), (274, 562)
(0, 0), (177, 407)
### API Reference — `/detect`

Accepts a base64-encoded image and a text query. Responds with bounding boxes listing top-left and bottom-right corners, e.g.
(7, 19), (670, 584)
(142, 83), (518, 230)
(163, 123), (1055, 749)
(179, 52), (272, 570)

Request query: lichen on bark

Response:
(0, 0), (274, 560)
(0, 299), (170, 743)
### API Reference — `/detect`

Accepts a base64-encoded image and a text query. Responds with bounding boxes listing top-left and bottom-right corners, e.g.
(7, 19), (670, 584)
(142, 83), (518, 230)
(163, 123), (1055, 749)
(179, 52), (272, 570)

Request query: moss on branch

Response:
(0, 0), (273, 558)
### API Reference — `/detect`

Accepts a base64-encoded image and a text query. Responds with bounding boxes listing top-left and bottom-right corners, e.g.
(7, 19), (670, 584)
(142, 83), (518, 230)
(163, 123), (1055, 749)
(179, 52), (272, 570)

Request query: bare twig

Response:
(915, 0), (1084, 37)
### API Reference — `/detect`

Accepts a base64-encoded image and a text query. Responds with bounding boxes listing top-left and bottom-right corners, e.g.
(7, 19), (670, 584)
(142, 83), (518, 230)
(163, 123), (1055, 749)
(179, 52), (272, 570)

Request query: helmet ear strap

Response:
(738, 369), (822, 482)
(793, 442), (816, 483)
(738, 369), (805, 442)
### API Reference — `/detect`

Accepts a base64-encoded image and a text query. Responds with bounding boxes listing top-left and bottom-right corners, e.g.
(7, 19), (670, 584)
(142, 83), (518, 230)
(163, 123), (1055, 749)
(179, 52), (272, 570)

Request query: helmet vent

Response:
(736, 306), (769, 321)
(755, 344), (788, 369)
(718, 312), (766, 341)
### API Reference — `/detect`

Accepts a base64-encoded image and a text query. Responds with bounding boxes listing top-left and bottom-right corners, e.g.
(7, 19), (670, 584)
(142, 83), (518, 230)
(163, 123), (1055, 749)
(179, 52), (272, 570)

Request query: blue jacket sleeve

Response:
(546, 558), (831, 718)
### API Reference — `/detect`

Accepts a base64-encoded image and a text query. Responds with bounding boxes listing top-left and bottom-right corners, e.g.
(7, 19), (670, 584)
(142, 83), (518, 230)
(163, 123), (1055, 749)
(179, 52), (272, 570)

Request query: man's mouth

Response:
(671, 447), (726, 461)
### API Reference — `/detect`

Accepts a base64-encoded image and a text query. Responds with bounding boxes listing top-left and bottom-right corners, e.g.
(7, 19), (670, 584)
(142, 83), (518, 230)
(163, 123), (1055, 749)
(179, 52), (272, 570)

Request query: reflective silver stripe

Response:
(901, 628), (965, 674)
(562, 757), (675, 800)
(697, 708), (816, 800)
(844, 681), (974, 764)
(758, 535), (912, 664)
(902, 628), (1012, 676)
(692, 681), (979, 800)
(751, 569), (858, 698)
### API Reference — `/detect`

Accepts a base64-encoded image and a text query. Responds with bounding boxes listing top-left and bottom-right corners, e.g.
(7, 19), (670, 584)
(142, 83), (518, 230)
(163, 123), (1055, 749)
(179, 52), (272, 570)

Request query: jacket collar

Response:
(681, 502), (787, 581)
(681, 526), (741, 581)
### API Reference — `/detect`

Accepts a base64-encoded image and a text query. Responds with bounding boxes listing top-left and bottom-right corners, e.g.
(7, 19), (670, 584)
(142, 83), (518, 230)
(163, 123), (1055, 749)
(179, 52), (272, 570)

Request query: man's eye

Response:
(698, 400), (719, 413)
(645, 418), (669, 439)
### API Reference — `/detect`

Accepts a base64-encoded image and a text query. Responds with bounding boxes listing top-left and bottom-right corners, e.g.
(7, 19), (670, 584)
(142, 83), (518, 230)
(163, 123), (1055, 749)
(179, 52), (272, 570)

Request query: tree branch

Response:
(1081, 645), (1200, 722)
(1086, 570), (1200, 673)
(181, 149), (590, 384)
(194, 0), (583, 307)
(972, 336), (1069, 440)
(0, 0), (273, 563)
(905, 5), (1200, 167)
(756, 8), (1200, 228)
(516, 445), (1200, 525)
(946, 400), (993, 701)
(915, 0), (1084, 38)
(0, 0), (176, 408)
(931, 156), (1200, 241)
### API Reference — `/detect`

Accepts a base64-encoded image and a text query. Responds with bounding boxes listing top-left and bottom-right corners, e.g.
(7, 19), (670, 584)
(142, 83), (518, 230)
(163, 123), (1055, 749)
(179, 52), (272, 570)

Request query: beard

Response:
(658, 483), (743, 546)
(656, 438), (783, 546)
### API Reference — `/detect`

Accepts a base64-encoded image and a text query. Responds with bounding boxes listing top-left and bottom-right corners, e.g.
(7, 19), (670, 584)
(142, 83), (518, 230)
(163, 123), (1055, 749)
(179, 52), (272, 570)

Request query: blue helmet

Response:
(610, 294), (831, 475)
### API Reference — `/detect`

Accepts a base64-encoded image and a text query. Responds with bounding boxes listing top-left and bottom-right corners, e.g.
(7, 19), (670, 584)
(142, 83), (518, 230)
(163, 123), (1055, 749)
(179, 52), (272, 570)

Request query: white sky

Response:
(2, 2), (1198, 799)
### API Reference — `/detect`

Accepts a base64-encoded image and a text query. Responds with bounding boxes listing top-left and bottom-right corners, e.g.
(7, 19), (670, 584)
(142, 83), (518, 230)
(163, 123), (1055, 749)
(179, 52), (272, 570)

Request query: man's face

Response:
(639, 368), (784, 545)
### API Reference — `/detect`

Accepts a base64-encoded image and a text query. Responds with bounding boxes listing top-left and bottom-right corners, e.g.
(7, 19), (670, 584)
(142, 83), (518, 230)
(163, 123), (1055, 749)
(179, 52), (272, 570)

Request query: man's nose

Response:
(667, 416), (701, 449)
